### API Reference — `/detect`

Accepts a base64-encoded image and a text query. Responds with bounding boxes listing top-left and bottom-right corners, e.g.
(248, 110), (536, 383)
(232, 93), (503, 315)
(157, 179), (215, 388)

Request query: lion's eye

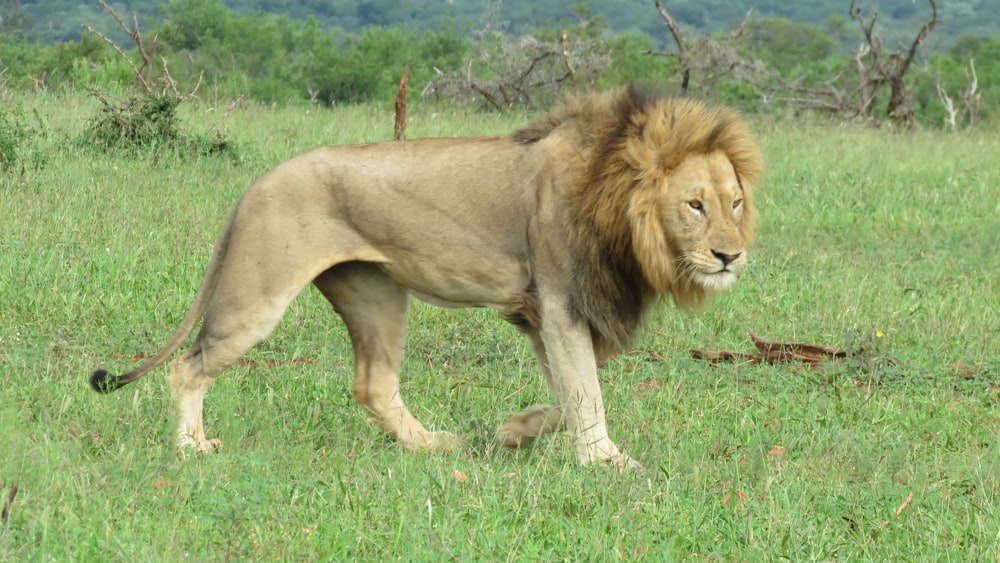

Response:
(732, 198), (743, 210)
(688, 200), (704, 213)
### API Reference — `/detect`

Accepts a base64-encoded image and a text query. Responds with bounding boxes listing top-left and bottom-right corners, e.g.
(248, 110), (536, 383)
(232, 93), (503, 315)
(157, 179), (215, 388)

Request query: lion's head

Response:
(516, 86), (764, 358)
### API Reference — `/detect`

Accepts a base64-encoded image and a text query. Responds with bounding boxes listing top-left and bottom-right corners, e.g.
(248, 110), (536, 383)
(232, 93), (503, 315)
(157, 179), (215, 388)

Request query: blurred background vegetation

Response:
(0, 0), (995, 128)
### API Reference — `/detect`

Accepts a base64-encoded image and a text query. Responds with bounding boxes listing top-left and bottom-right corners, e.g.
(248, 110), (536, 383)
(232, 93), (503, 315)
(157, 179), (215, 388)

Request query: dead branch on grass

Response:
(881, 491), (915, 527)
(692, 334), (849, 366)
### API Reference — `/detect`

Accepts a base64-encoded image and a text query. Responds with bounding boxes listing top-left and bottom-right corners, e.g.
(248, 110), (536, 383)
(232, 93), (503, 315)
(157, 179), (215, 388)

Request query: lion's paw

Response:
(584, 450), (644, 472)
(178, 435), (223, 453)
(608, 453), (644, 472)
(404, 430), (459, 453)
(496, 404), (564, 449)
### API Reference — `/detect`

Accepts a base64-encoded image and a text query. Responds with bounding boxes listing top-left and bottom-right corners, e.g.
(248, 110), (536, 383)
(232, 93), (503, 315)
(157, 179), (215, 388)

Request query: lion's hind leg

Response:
(168, 292), (298, 452)
(169, 353), (223, 452)
(314, 262), (456, 452)
(168, 247), (317, 452)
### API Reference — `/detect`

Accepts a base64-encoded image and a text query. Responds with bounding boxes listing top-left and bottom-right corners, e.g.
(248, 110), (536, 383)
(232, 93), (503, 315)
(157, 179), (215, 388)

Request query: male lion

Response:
(89, 86), (762, 470)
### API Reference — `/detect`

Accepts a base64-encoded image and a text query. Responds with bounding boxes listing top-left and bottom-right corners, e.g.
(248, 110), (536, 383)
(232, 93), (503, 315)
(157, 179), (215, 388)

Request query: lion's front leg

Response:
(534, 311), (643, 471)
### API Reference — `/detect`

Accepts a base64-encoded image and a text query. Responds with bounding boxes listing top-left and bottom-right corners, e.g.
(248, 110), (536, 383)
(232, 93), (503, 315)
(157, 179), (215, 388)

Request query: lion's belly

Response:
(407, 290), (483, 309)
(378, 255), (529, 310)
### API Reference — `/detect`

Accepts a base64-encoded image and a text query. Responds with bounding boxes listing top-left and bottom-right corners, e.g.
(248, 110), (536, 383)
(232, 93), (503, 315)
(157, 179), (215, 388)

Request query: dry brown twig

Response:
(881, 490), (915, 527)
(1, 483), (17, 523)
(394, 66), (409, 141)
(206, 96), (244, 140)
(81, 24), (149, 90)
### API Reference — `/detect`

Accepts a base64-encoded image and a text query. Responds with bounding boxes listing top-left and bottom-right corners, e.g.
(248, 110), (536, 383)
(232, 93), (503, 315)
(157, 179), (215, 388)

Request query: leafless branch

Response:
(470, 82), (506, 111)
(936, 82), (958, 132)
(206, 96), (244, 138)
(756, 0), (939, 126)
(561, 32), (577, 88)
(936, 57), (981, 131)
(847, 0), (938, 126)
(82, 24), (150, 92)
(964, 59), (980, 126)
(653, 0), (690, 91)
(422, 27), (609, 108)
(83, 0), (200, 100)
(93, 0), (153, 90)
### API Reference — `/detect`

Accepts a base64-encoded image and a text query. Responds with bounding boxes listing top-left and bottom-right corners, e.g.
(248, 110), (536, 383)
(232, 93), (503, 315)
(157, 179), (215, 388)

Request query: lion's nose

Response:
(712, 250), (741, 266)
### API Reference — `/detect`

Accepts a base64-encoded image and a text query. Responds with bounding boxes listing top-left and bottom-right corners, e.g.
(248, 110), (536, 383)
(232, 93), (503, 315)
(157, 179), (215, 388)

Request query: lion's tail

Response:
(89, 214), (235, 394)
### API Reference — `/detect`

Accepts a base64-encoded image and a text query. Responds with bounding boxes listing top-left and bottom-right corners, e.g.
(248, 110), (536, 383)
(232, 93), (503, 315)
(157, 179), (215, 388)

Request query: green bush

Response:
(85, 94), (182, 150)
(0, 104), (46, 174)
(81, 93), (233, 157)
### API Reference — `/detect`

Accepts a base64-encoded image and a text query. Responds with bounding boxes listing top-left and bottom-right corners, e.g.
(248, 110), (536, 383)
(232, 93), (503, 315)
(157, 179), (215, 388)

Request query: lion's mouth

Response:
(696, 269), (738, 293)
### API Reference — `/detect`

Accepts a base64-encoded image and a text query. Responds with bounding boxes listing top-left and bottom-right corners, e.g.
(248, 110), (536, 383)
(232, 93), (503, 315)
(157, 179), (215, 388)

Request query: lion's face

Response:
(661, 150), (750, 295)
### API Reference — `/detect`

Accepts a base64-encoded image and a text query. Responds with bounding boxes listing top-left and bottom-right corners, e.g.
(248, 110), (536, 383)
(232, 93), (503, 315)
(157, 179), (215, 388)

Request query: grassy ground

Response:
(1, 92), (998, 560)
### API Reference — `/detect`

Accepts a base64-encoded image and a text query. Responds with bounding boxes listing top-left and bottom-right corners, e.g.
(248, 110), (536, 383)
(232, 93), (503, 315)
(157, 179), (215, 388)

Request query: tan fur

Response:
(89, 86), (762, 470)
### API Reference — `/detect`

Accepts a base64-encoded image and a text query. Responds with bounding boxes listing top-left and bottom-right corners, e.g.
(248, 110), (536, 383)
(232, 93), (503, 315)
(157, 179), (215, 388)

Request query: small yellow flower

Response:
(875, 330), (884, 339)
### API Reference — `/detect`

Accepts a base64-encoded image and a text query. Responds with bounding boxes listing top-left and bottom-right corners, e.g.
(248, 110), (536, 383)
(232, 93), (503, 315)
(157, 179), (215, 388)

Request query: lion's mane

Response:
(515, 86), (763, 359)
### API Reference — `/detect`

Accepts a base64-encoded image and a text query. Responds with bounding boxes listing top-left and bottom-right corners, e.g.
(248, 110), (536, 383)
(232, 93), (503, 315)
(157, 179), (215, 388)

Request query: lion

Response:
(89, 85), (763, 470)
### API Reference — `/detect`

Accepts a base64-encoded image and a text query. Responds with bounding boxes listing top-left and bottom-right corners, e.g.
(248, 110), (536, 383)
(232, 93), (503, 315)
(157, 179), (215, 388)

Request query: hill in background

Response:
(12, 0), (991, 47)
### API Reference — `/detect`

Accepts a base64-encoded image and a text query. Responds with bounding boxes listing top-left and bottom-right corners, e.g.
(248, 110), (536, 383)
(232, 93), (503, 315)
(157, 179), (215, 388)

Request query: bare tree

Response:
(646, 1), (759, 96)
(651, 0), (690, 92)
(936, 82), (959, 132)
(963, 59), (980, 127)
(751, 0), (940, 126)
(423, 35), (609, 109)
(936, 58), (980, 131)
(421, 20), (610, 109)
(848, 0), (939, 126)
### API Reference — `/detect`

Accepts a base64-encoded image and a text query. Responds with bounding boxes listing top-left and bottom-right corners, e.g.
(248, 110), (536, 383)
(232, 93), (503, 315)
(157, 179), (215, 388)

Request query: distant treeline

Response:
(8, 0), (1000, 46)
(0, 0), (995, 127)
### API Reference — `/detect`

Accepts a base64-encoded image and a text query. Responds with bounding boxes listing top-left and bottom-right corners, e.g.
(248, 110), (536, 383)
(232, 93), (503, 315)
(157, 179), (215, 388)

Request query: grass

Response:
(1, 91), (998, 560)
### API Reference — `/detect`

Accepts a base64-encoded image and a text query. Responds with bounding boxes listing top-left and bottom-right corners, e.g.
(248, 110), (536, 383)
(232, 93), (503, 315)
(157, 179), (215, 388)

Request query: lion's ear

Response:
(627, 184), (674, 293)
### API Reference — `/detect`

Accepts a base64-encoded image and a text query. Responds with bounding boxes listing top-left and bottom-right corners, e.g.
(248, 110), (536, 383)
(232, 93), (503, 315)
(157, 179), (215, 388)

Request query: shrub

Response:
(0, 104), (46, 174)
(81, 93), (232, 157)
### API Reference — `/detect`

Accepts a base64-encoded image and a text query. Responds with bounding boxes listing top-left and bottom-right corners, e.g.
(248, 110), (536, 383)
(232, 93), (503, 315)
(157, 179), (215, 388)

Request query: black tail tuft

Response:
(89, 369), (124, 393)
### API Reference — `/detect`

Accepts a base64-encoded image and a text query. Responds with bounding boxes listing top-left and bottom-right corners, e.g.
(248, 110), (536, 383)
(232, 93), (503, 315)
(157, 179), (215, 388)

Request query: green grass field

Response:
(2, 92), (998, 560)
